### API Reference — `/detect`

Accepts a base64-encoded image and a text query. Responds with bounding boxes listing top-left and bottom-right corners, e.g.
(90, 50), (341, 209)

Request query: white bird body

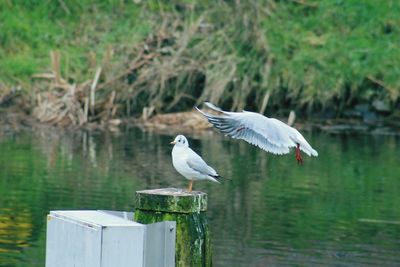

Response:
(195, 102), (318, 163)
(171, 135), (220, 191)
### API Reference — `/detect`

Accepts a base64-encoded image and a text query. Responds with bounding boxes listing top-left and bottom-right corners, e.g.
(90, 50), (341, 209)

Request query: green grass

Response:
(0, 0), (150, 84)
(264, 0), (400, 111)
(1, 0), (399, 116)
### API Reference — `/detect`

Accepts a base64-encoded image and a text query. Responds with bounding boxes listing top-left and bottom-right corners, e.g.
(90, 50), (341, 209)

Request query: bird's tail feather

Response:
(309, 148), (318, 157)
(299, 145), (318, 157)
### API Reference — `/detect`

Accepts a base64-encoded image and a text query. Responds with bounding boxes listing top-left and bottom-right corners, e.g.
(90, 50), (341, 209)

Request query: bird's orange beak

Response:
(170, 140), (176, 145)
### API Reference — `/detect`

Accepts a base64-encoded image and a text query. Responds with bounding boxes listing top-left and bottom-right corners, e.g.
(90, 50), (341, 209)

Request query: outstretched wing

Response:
(195, 102), (318, 156)
(195, 105), (291, 155)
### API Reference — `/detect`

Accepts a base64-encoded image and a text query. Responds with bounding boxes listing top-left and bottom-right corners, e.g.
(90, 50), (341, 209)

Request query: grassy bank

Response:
(264, 0), (400, 113)
(1, 1), (399, 126)
(0, 0), (150, 83)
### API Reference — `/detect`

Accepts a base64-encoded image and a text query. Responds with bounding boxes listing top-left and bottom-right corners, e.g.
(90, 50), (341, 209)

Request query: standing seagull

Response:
(195, 102), (318, 164)
(171, 134), (221, 192)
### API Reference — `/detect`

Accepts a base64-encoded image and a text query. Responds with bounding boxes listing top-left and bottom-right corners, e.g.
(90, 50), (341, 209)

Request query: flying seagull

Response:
(195, 102), (318, 164)
(171, 134), (221, 192)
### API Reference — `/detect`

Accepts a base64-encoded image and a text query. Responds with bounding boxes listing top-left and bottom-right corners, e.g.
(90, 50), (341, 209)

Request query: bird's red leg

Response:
(187, 180), (193, 192)
(295, 143), (303, 165)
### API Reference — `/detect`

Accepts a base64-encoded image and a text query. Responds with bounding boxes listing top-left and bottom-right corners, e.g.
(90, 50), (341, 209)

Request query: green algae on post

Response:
(134, 188), (212, 267)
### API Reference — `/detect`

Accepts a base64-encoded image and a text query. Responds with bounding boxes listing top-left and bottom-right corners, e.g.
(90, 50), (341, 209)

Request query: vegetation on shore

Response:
(0, 0), (149, 82)
(0, 0), (399, 126)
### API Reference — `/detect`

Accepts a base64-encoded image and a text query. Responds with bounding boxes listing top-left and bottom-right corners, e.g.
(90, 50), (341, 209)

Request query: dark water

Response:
(0, 126), (400, 267)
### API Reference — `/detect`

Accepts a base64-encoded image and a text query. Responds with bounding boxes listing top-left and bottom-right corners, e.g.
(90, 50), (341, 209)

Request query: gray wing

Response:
(186, 148), (219, 177)
(196, 103), (295, 154)
(196, 102), (317, 156)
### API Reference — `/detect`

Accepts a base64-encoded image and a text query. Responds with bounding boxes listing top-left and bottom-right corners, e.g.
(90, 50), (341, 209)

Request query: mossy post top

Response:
(135, 188), (207, 213)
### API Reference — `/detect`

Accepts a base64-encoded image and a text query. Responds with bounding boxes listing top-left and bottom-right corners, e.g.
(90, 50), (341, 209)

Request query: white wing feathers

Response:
(195, 102), (318, 157)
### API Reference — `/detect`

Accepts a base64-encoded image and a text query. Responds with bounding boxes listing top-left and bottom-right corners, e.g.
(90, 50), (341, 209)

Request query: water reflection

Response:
(0, 127), (400, 266)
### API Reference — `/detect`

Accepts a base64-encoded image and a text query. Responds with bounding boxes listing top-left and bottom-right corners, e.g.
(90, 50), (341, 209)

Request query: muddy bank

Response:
(3, 104), (399, 137)
(138, 110), (400, 136)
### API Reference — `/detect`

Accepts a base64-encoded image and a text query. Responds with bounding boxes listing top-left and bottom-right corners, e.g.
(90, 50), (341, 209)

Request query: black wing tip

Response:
(194, 104), (208, 113)
(194, 105), (215, 120)
(210, 174), (230, 181)
(194, 102), (213, 110)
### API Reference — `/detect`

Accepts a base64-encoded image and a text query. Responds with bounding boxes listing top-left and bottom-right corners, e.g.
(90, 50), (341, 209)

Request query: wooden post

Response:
(134, 188), (212, 267)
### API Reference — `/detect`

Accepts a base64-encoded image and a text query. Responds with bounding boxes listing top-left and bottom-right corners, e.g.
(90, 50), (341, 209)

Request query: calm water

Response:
(0, 126), (400, 267)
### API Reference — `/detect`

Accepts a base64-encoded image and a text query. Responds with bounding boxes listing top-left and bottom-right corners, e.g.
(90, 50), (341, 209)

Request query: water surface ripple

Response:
(0, 128), (399, 266)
